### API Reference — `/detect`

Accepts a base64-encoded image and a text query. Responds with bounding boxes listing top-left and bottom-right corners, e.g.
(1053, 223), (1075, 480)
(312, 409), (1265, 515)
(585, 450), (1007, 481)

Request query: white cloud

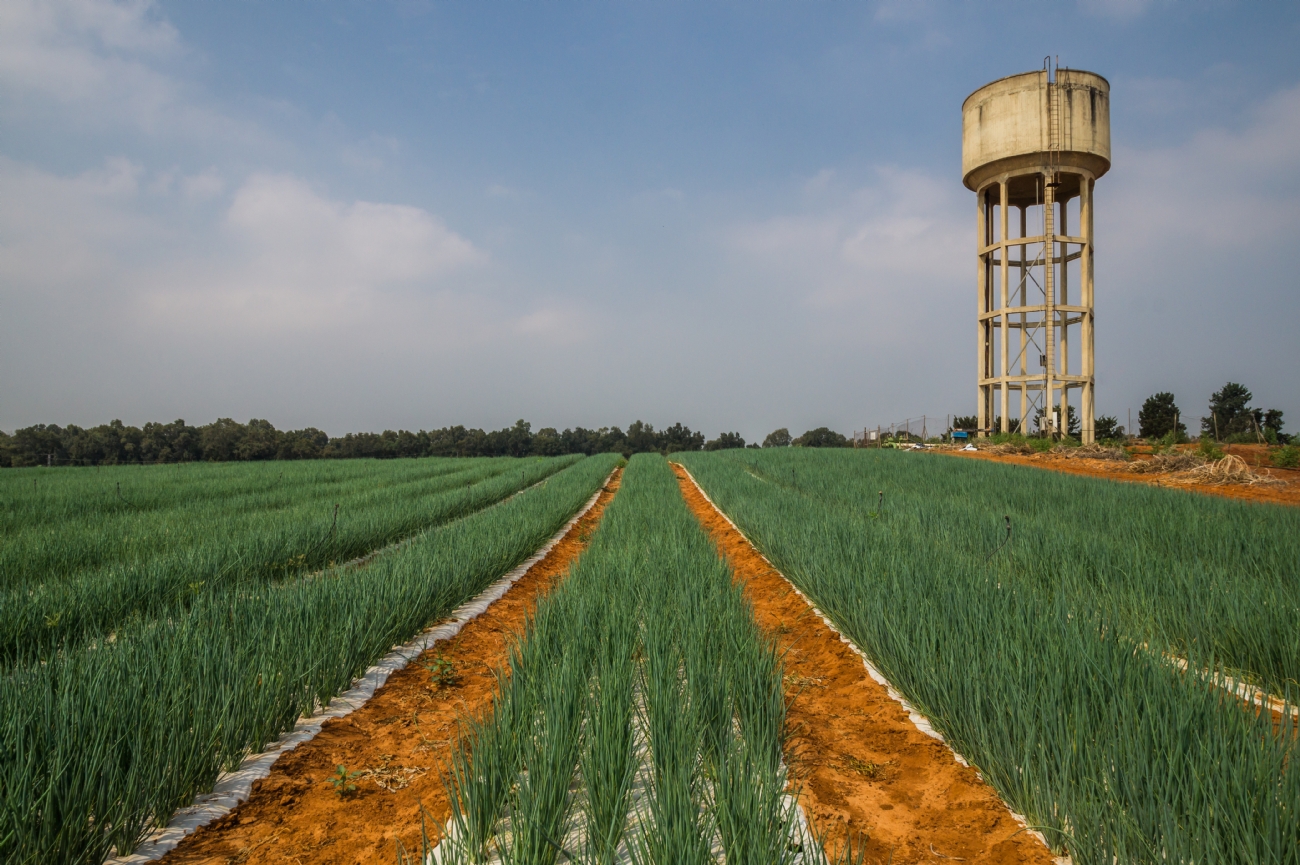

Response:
(0, 155), (159, 288)
(0, 0), (175, 105)
(510, 306), (594, 345)
(1106, 83), (1300, 253)
(181, 168), (224, 200)
(227, 175), (482, 280)
(0, 159), (487, 331)
(0, 0), (266, 147)
(726, 166), (967, 312)
(140, 174), (487, 331)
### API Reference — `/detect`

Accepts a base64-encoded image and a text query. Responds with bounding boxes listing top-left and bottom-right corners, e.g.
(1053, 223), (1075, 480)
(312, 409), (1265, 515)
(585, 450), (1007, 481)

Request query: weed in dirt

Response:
(842, 755), (887, 781)
(361, 755), (428, 792)
(1198, 439), (1226, 462)
(328, 765), (361, 797)
(422, 651), (460, 689)
(784, 673), (826, 691)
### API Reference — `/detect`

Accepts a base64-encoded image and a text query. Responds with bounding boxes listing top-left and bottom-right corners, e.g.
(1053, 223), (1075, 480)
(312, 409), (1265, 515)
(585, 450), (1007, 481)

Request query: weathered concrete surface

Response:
(962, 69), (1110, 192)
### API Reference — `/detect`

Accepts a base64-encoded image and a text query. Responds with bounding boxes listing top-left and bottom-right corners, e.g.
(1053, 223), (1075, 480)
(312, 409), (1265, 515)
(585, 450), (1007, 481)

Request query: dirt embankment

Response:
(946, 445), (1300, 507)
(160, 469), (623, 865)
(671, 464), (1057, 865)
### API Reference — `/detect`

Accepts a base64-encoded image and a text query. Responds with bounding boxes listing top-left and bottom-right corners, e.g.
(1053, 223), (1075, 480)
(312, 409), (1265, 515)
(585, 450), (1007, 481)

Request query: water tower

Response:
(962, 63), (1110, 442)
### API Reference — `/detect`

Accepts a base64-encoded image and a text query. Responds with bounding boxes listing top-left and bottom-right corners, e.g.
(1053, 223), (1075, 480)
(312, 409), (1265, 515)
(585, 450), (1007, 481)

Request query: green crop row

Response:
(676, 448), (1300, 864)
(1, 457), (491, 580)
(0, 453), (619, 865)
(695, 447), (1300, 694)
(1, 455), (581, 664)
(1, 456), (475, 529)
(418, 455), (831, 865)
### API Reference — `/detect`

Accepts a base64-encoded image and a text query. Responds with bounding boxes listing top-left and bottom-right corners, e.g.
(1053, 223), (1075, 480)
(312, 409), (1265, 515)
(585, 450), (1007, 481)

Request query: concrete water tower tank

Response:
(962, 65), (1110, 443)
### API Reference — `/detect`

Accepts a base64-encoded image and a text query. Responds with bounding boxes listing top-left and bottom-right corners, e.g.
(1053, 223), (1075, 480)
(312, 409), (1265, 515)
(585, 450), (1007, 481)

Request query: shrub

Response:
(1273, 445), (1300, 469)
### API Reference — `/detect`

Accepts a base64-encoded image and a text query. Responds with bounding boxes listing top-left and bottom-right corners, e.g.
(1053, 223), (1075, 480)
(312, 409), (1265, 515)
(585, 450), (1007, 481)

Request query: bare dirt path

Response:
(943, 447), (1300, 507)
(160, 468), (623, 865)
(671, 463), (1058, 865)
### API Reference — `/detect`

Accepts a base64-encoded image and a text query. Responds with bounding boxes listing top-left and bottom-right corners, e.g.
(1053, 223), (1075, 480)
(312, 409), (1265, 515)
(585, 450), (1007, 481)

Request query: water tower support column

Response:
(1080, 178), (1095, 442)
(999, 181), (1010, 433)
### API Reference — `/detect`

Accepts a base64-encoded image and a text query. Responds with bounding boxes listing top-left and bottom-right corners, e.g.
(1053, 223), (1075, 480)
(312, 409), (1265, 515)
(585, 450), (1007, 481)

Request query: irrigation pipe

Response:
(104, 468), (617, 865)
(115, 482), (139, 509)
(672, 464), (1071, 865)
(983, 515), (1012, 563)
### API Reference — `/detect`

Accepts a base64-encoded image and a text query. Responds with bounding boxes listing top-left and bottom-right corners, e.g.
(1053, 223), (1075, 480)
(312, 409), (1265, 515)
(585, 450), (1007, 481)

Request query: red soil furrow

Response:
(944, 447), (1300, 507)
(159, 468), (623, 865)
(671, 463), (1058, 865)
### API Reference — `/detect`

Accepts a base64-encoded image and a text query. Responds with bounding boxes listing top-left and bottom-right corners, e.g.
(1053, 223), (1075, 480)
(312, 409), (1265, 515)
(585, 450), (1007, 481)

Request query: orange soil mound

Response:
(947, 448), (1300, 507)
(160, 469), (623, 865)
(671, 463), (1057, 865)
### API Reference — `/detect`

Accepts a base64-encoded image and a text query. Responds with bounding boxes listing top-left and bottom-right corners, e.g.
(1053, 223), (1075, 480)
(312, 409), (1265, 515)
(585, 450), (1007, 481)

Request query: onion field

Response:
(425, 454), (810, 865)
(1, 456), (581, 664)
(4, 446), (1299, 865)
(0, 453), (619, 864)
(676, 448), (1300, 864)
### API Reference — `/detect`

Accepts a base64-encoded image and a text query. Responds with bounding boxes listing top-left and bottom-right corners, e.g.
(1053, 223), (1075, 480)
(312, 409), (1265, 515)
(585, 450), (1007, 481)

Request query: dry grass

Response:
(1127, 453), (1282, 486)
(1127, 452), (1206, 474)
(1167, 454), (1284, 487)
(1051, 443), (1129, 461)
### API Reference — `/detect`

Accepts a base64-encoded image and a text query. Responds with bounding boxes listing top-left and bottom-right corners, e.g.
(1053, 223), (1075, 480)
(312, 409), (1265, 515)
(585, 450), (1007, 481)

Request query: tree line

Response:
(1137, 382), (1287, 443)
(950, 381), (1287, 444)
(0, 418), (852, 468)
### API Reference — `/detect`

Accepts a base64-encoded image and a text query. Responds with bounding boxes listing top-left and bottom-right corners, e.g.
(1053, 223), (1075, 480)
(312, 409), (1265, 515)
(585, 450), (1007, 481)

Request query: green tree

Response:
(659, 422), (704, 453)
(704, 431), (745, 451)
(1254, 408), (1285, 443)
(236, 419), (281, 461)
(277, 428), (328, 459)
(199, 418), (246, 461)
(794, 427), (848, 448)
(761, 428), (792, 448)
(530, 427), (564, 456)
(1202, 382), (1253, 439)
(1094, 415), (1123, 440)
(625, 420), (659, 454)
(1139, 393), (1185, 439)
(10, 424), (67, 467)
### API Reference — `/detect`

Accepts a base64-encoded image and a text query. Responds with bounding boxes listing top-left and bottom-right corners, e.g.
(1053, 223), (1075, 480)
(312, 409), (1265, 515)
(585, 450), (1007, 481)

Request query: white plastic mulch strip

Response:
(105, 471), (615, 865)
(675, 465), (1072, 865)
(1165, 654), (1298, 719)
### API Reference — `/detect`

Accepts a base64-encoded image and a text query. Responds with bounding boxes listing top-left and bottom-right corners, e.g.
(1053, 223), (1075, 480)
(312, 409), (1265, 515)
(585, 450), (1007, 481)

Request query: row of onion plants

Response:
(421, 454), (826, 865)
(0, 453), (619, 865)
(3, 455), (581, 664)
(676, 448), (1299, 864)
(719, 447), (1300, 696)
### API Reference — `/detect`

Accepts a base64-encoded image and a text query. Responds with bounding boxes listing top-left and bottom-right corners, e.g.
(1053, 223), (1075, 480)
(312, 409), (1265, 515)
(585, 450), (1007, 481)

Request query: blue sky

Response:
(2, 0), (1297, 441)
